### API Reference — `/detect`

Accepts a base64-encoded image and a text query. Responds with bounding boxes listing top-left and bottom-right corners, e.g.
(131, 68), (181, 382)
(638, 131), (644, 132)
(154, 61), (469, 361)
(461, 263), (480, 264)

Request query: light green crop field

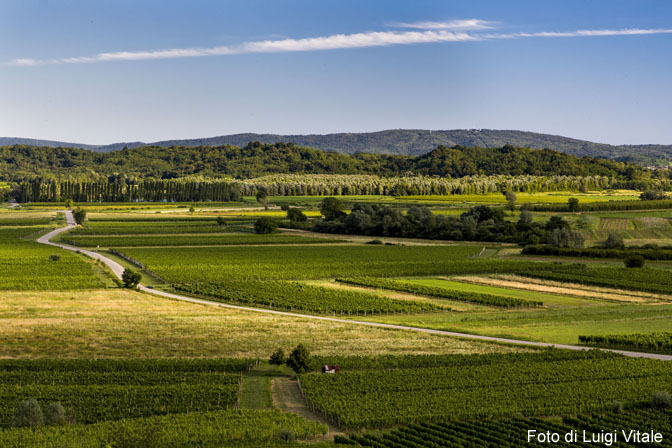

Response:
(402, 190), (640, 204)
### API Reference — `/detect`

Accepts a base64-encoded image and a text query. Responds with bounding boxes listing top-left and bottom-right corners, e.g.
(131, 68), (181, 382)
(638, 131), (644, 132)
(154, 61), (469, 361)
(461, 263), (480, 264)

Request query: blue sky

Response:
(1, 0), (671, 145)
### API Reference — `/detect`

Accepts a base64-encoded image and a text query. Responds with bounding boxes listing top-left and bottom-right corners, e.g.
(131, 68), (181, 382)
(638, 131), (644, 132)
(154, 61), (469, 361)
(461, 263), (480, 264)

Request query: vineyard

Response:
(174, 281), (445, 315)
(298, 351), (672, 428)
(62, 233), (340, 247)
(0, 358), (252, 427)
(0, 227), (105, 290)
(338, 410), (672, 447)
(119, 245), (506, 281)
(579, 332), (672, 354)
(336, 277), (543, 308)
(0, 409), (328, 447)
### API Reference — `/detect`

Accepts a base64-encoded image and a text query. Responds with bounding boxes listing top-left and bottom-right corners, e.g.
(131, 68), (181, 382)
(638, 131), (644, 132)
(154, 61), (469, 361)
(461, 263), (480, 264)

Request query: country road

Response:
(37, 211), (672, 361)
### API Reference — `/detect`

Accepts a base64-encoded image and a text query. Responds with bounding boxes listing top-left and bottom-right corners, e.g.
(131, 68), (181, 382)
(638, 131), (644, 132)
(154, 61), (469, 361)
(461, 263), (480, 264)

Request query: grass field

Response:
(402, 190), (640, 204)
(0, 290), (520, 358)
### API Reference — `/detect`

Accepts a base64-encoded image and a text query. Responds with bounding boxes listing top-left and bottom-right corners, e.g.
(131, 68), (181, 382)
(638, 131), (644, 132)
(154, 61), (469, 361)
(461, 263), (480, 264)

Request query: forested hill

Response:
(0, 142), (652, 182)
(2, 129), (671, 165)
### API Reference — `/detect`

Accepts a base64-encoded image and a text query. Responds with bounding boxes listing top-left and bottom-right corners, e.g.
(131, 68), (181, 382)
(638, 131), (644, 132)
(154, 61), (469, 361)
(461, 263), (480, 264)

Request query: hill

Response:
(2, 130), (671, 165)
(0, 141), (651, 183)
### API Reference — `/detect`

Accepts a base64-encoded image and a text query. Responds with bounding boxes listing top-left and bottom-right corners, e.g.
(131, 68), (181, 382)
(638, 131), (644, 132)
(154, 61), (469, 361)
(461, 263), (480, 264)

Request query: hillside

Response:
(0, 141), (651, 183)
(2, 130), (671, 165)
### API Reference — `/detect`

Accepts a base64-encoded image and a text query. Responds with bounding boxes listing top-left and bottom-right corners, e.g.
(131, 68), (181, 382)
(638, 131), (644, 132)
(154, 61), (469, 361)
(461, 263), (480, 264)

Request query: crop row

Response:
(0, 358), (255, 373)
(519, 264), (672, 295)
(338, 410), (672, 447)
(174, 281), (445, 314)
(0, 409), (328, 447)
(119, 246), (547, 281)
(63, 233), (339, 247)
(336, 277), (542, 308)
(299, 354), (672, 428)
(579, 332), (672, 354)
(522, 244), (672, 261)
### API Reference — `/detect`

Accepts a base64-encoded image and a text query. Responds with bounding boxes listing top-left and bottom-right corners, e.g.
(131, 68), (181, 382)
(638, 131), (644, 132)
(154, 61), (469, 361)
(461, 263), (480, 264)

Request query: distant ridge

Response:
(2, 129), (671, 165)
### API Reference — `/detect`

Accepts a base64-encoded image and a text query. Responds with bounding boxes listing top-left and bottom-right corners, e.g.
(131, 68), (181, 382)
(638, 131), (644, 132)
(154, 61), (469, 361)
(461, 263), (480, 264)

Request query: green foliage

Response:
(299, 351), (672, 428)
(44, 402), (67, 426)
(624, 254), (645, 268)
(256, 187), (268, 204)
(336, 278), (542, 308)
(286, 207), (307, 222)
(63, 233), (337, 248)
(652, 391), (672, 409)
(640, 190), (667, 200)
(568, 197), (580, 211)
(49, 254), (61, 261)
(549, 228), (585, 248)
(11, 399), (44, 427)
(531, 199), (672, 212)
(122, 268), (142, 288)
(216, 216), (226, 227)
(254, 218), (278, 234)
(603, 232), (625, 249)
(610, 401), (624, 414)
(320, 197), (346, 221)
(287, 344), (311, 374)
(174, 281), (444, 315)
(580, 332), (672, 354)
(269, 349), (286, 366)
(72, 208), (86, 225)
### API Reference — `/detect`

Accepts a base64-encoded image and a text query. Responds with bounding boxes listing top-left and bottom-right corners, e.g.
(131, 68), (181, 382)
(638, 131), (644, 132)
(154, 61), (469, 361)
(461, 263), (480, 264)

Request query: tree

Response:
(504, 191), (517, 213)
(256, 187), (269, 209)
(287, 208), (307, 222)
(49, 254), (61, 262)
(189, 205), (195, 213)
(550, 228), (585, 248)
(516, 209), (533, 231)
(72, 208), (86, 225)
(320, 197), (346, 221)
(624, 255), (645, 268)
(568, 198), (580, 212)
(12, 399), (44, 427)
(254, 218), (278, 234)
(640, 190), (667, 201)
(122, 268), (142, 288)
(603, 232), (625, 249)
(216, 216), (226, 227)
(545, 216), (569, 232)
(286, 344), (311, 374)
(65, 199), (74, 210)
(44, 402), (67, 426)
(651, 391), (672, 409)
(269, 349), (286, 366)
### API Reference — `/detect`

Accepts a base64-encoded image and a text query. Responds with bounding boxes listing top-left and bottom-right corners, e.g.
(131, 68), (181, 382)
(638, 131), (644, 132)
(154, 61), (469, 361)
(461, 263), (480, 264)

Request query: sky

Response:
(1, 0), (671, 145)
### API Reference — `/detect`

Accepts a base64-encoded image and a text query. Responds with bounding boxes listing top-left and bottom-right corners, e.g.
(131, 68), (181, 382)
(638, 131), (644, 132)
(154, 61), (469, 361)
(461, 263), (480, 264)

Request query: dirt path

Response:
(271, 377), (343, 436)
(37, 212), (672, 362)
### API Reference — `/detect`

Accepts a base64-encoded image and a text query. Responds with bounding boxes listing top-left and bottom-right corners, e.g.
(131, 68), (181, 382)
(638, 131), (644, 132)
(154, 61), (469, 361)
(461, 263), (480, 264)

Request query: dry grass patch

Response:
(0, 289), (522, 359)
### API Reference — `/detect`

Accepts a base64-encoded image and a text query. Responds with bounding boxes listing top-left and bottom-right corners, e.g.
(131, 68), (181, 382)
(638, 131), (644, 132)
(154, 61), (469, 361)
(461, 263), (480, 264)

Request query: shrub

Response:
(12, 399), (44, 427)
(72, 208), (87, 225)
(287, 208), (308, 222)
(366, 239), (383, 245)
(216, 216), (226, 227)
(49, 254), (61, 261)
(287, 344), (311, 374)
(651, 391), (672, 409)
(269, 349), (286, 366)
(640, 190), (667, 201)
(603, 232), (625, 250)
(624, 255), (645, 268)
(610, 401), (624, 414)
(44, 402), (67, 425)
(122, 268), (142, 288)
(278, 429), (297, 442)
(568, 198), (580, 212)
(254, 218), (278, 234)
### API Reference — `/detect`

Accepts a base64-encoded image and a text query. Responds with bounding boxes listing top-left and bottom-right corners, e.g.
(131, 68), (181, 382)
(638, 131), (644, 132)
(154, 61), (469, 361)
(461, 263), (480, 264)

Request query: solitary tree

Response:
(12, 399), (44, 427)
(65, 199), (74, 210)
(624, 255), (645, 268)
(651, 391), (672, 409)
(603, 232), (625, 250)
(44, 402), (67, 426)
(72, 208), (86, 225)
(189, 205), (195, 214)
(504, 191), (517, 213)
(287, 208), (307, 222)
(254, 218), (278, 234)
(216, 216), (226, 227)
(567, 198), (580, 212)
(256, 187), (269, 209)
(269, 348), (286, 366)
(122, 268), (142, 288)
(286, 344), (311, 374)
(320, 197), (345, 221)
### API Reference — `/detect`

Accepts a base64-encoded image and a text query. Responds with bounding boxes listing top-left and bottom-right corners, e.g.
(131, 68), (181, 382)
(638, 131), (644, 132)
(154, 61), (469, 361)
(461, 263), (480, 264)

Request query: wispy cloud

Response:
(6, 22), (672, 67)
(390, 19), (496, 31)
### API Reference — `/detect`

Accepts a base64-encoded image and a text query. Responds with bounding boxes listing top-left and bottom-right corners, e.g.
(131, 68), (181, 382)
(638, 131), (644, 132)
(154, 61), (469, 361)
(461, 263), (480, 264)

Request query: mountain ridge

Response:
(2, 129), (671, 165)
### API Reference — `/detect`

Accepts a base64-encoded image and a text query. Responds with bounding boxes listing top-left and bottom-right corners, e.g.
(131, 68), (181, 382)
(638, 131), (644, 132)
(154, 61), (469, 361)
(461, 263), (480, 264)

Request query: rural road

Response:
(38, 211), (672, 361)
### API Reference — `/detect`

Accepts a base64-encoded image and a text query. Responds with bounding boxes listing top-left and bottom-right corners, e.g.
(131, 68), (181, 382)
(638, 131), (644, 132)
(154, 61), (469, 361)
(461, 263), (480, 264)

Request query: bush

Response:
(287, 208), (308, 222)
(278, 429), (297, 442)
(624, 255), (645, 268)
(603, 232), (625, 250)
(366, 239), (384, 245)
(269, 349), (286, 366)
(216, 216), (226, 227)
(122, 268), (142, 288)
(287, 344), (311, 374)
(254, 218), (278, 234)
(49, 254), (61, 261)
(640, 190), (667, 201)
(72, 208), (87, 225)
(610, 401), (624, 414)
(44, 402), (67, 425)
(651, 391), (672, 409)
(12, 399), (44, 427)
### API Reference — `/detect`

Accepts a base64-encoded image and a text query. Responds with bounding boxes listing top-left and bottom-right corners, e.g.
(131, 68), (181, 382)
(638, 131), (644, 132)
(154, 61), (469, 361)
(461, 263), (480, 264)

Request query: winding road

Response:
(38, 211), (672, 361)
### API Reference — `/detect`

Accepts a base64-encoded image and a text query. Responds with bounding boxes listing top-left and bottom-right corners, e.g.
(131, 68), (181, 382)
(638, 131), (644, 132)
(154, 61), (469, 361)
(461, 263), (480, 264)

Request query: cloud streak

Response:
(7, 23), (672, 67)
